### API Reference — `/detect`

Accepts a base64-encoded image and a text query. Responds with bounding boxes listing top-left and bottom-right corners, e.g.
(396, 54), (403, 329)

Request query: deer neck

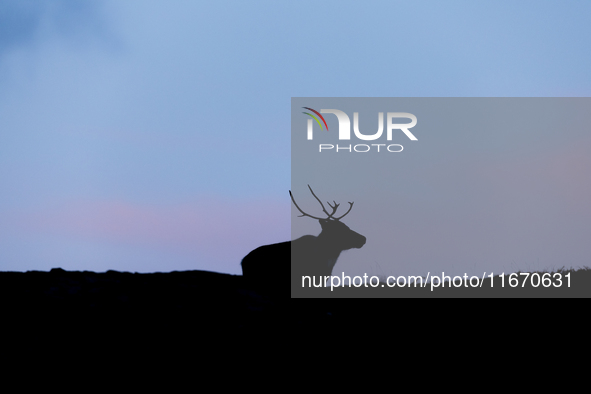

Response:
(316, 232), (345, 263)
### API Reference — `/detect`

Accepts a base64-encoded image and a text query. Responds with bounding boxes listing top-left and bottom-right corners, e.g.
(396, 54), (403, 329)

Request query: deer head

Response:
(289, 185), (366, 250)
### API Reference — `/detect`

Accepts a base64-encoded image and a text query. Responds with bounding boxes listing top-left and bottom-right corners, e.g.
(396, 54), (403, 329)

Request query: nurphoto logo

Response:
(302, 107), (418, 153)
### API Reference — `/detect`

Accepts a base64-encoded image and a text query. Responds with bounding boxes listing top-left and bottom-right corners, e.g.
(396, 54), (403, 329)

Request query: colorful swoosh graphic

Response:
(302, 107), (329, 131)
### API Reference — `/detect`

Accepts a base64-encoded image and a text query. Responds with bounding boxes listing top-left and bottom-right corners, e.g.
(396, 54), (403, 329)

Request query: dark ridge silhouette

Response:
(0, 267), (336, 332)
(240, 185), (366, 297)
(0, 267), (589, 338)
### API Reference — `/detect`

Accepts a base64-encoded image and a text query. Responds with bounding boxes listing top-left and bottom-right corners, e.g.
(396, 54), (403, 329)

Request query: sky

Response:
(0, 0), (590, 275)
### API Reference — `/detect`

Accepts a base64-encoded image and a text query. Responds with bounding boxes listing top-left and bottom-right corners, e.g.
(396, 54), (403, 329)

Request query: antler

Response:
(290, 190), (325, 220)
(306, 185), (335, 218)
(326, 200), (340, 218)
(289, 185), (354, 221)
(332, 201), (354, 220)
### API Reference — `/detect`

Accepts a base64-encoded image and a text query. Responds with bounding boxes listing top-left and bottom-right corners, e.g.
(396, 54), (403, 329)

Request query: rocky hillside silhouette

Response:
(1, 267), (589, 327)
(0, 268), (335, 331)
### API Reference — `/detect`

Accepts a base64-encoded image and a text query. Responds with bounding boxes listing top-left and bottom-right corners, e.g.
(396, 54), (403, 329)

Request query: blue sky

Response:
(0, 0), (590, 274)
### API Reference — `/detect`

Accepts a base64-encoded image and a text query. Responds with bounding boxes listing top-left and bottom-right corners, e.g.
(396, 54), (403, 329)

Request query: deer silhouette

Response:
(241, 185), (366, 296)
